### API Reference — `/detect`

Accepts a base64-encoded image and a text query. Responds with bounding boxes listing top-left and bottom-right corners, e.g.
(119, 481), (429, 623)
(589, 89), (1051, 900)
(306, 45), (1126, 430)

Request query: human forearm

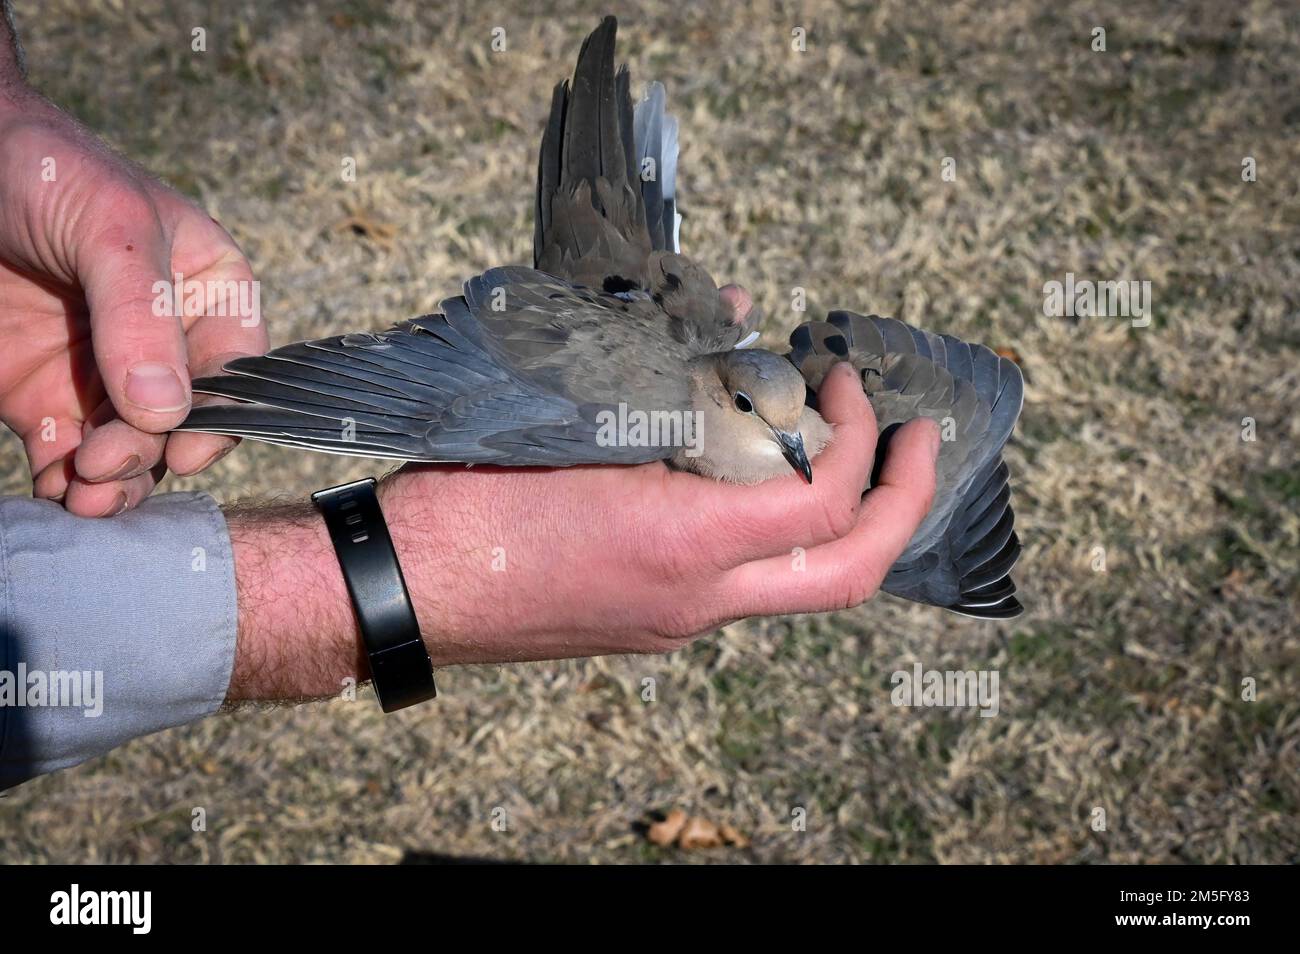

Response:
(224, 502), (366, 703)
(223, 365), (939, 703)
(223, 483), (495, 702)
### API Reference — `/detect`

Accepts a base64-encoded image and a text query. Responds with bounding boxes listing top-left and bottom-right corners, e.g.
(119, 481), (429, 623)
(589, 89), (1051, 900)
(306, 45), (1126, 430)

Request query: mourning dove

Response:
(180, 16), (1024, 618)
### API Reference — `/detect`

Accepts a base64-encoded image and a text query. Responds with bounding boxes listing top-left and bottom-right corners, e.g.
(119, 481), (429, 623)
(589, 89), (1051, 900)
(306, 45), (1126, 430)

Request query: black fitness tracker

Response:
(311, 477), (437, 712)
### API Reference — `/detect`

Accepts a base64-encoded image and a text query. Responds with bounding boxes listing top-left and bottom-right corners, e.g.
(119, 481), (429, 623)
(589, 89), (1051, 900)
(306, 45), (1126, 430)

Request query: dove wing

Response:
(534, 16), (651, 292)
(534, 17), (746, 358)
(181, 268), (693, 467)
(789, 312), (1025, 619)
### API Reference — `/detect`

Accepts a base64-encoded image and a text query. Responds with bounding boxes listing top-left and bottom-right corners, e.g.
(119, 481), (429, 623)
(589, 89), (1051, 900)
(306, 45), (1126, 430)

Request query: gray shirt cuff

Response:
(0, 492), (237, 790)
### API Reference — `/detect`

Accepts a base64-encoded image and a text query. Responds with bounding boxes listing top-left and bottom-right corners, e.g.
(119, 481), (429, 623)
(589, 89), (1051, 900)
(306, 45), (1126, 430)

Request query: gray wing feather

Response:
(633, 82), (665, 250)
(633, 81), (681, 252)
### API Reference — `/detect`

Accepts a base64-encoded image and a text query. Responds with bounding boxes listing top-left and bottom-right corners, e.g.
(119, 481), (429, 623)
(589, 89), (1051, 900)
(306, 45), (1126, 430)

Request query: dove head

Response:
(679, 349), (832, 485)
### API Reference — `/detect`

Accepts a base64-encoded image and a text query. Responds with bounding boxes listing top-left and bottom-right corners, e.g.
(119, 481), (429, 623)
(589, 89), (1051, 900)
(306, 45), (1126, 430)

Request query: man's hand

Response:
(0, 87), (268, 516)
(225, 362), (938, 699)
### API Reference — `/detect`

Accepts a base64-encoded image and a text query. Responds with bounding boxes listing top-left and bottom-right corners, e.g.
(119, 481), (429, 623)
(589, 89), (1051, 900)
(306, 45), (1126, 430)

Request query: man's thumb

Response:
(79, 209), (191, 432)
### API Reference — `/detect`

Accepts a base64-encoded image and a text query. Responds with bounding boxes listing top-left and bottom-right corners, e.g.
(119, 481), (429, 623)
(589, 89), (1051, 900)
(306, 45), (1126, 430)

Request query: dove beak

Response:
(775, 429), (813, 484)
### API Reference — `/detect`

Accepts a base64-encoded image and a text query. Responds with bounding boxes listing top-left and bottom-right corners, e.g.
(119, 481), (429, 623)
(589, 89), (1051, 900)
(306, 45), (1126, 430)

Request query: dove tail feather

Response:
(789, 313), (1026, 619)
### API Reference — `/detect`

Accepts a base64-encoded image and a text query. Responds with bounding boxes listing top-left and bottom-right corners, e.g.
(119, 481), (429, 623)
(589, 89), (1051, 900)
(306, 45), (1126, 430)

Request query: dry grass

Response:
(1, 0), (1297, 863)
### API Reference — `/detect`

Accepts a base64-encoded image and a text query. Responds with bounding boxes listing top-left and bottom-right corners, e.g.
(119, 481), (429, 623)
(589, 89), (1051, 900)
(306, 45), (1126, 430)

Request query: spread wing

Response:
(533, 16), (746, 355)
(180, 267), (692, 466)
(534, 16), (651, 292)
(790, 312), (1025, 619)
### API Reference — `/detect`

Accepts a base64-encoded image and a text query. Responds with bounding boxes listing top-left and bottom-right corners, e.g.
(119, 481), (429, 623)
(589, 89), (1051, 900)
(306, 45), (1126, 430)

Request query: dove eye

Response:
(733, 391), (754, 414)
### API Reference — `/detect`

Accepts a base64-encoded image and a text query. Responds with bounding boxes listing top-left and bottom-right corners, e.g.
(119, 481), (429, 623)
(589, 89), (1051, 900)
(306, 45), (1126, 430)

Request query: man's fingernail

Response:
(87, 454), (142, 483)
(928, 421), (943, 460)
(97, 492), (128, 518)
(125, 363), (188, 413)
(176, 443), (233, 477)
(35, 485), (67, 504)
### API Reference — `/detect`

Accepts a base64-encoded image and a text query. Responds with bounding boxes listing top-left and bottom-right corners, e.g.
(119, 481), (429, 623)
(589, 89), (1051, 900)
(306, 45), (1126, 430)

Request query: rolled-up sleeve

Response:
(0, 492), (236, 790)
